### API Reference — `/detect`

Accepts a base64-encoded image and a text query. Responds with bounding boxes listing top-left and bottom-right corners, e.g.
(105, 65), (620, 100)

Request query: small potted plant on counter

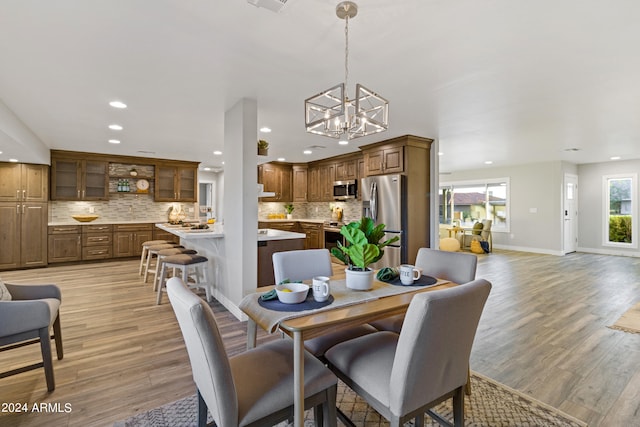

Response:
(257, 139), (269, 156)
(330, 216), (399, 290)
(284, 203), (294, 219)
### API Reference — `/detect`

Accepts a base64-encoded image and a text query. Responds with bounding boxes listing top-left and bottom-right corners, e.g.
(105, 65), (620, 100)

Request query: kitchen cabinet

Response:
(82, 224), (113, 260)
(335, 158), (358, 181)
(154, 228), (178, 243)
(363, 145), (404, 176)
(0, 202), (48, 270)
(51, 157), (109, 200)
(292, 165), (308, 202)
(155, 164), (197, 202)
(307, 165), (321, 202)
(257, 238), (305, 287)
(0, 163), (48, 202)
(320, 162), (336, 201)
(113, 223), (153, 257)
(257, 162), (292, 202)
(298, 222), (324, 249)
(48, 225), (82, 263)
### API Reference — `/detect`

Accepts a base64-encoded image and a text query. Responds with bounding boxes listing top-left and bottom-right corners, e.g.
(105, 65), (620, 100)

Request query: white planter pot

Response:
(286, 214), (293, 219)
(345, 267), (374, 290)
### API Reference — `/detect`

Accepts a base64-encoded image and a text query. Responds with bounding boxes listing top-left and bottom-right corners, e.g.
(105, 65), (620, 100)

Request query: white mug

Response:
(399, 264), (422, 285)
(312, 276), (330, 302)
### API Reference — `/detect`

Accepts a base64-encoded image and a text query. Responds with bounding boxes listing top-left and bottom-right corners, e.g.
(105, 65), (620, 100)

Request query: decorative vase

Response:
(345, 267), (374, 290)
(169, 205), (179, 223)
(258, 147), (268, 156)
(177, 206), (187, 222)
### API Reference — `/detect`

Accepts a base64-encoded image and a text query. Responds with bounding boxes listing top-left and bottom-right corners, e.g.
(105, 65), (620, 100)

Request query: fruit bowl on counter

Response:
(71, 214), (99, 223)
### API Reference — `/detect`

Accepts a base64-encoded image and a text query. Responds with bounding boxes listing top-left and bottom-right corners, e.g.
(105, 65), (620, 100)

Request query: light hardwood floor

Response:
(0, 251), (638, 426)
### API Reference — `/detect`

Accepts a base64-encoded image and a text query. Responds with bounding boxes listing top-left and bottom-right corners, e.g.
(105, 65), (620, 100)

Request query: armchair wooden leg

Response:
(39, 327), (55, 392)
(53, 315), (63, 360)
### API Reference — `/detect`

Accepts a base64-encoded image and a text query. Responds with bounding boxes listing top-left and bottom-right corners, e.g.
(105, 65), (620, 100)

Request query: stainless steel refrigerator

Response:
(361, 174), (406, 269)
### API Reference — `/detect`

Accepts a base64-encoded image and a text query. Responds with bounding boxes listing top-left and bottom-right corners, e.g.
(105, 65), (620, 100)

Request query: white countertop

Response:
(259, 218), (325, 223)
(155, 223), (305, 241)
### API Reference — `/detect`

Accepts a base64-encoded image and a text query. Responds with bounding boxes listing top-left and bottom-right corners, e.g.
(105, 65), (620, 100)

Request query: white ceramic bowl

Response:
(275, 283), (310, 304)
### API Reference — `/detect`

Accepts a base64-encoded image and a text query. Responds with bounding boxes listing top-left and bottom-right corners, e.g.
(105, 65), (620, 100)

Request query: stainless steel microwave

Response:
(333, 180), (357, 200)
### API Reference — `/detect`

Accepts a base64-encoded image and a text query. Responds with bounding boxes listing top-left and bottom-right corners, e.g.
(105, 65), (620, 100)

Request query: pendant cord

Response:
(344, 14), (349, 100)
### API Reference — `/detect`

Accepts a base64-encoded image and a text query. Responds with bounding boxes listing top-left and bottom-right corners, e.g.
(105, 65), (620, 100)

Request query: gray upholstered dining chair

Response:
(369, 247), (478, 333)
(166, 277), (338, 427)
(272, 249), (378, 358)
(0, 282), (63, 392)
(324, 279), (491, 427)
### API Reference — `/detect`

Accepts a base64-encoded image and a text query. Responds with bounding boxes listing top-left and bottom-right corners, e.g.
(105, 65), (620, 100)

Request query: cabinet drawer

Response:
(114, 223), (153, 232)
(83, 224), (112, 233)
(49, 225), (81, 234)
(82, 246), (112, 260)
(82, 233), (113, 246)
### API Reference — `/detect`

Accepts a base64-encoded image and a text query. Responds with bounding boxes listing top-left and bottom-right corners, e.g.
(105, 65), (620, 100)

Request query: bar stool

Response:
(152, 247), (198, 291)
(143, 243), (183, 284)
(139, 240), (174, 276)
(157, 254), (213, 305)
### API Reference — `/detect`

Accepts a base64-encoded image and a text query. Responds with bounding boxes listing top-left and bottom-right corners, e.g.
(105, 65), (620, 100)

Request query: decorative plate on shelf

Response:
(136, 179), (149, 193)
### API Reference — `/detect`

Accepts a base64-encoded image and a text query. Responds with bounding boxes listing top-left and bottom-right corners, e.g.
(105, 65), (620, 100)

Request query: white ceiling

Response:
(1, 0), (640, 173)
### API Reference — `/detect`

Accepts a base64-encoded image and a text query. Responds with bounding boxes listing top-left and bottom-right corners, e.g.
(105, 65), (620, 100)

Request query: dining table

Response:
(239, 270), (458, 427)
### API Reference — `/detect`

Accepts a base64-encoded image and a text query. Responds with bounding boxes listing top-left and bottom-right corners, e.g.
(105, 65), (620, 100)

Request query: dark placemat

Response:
(258, 293), (335, 312)
(384, 274), (438, 287)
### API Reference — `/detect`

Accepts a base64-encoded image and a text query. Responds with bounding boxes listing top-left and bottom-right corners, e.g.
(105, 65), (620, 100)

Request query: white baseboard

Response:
(576, 246), (640, 258)
(492, 244), (564, 256)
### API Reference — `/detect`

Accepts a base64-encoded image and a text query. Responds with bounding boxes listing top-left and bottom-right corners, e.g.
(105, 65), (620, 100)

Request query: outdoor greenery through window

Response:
(604, 174), (636, 246)
(439, 178), (509, 231)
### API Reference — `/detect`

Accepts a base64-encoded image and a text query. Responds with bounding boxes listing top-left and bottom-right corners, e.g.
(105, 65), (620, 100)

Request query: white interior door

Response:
(563, 174), (578, 253)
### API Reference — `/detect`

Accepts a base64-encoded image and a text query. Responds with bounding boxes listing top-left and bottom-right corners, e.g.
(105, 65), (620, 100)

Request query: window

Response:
(603, 174), (637, 248)
(440, 178), (509, 231)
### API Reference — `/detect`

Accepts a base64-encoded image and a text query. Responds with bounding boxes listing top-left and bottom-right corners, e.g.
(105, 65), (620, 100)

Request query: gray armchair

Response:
(0, 282), (63, 392)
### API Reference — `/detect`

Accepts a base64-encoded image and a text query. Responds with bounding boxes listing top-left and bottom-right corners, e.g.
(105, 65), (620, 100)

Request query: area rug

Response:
(609, 301), (640, 333)
(114, 372), (587, 427)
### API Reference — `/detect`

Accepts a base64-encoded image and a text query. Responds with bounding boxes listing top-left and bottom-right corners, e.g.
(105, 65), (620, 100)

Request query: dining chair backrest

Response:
(273, 249), (333, 284)
(167, 277), (238, 426)
(389, 279), (491, 414)
(415, 247), (477, 285)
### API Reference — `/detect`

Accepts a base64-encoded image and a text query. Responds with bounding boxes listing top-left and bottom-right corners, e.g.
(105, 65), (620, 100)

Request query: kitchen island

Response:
(155, 223), (305, 319)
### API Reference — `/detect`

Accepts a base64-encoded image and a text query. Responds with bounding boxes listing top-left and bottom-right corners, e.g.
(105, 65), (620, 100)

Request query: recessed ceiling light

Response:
(338, 139), (348, 145)
(437, 152), (444, 156)
(303, 150), (312, 155)
(108, 124), (123, 130)
(610, 156), (621, 160)
(9, 158), (18, 162)
(0, 151), (3, 155)
(203, 167), (211, 171)
(221, 161), (225, 165)
(277, 157), (286, 161)
(260, 127), (272, 133)
(109, 101), (127, 109)
(484, 160), (493, 165)
(213, 150), (223, 155)
(108, 139), (121, 144)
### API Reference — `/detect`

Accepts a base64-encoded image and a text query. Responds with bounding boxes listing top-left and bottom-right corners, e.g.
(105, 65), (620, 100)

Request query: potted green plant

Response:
(284, 203), (294, 219)
(331, 217), (399, 290)
(257, 139), (269, 156)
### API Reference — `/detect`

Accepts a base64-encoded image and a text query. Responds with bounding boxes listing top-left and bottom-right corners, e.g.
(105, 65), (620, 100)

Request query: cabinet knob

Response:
(16, 190), (20, 200)
(23, 190), (26, 200)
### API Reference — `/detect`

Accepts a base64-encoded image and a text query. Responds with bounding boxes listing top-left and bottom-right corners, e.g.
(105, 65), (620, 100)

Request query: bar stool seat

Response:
(153, 247), (198, 291)
(157, 254), (213, 305)
(139, 240), (174, 276)
(143, 243), (183, 283)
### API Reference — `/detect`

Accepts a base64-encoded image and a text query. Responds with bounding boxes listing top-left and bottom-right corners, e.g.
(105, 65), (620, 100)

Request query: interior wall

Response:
(444, 161), (566, 255)
(577, 159), (640, 256)
(0, 98), (50, 165)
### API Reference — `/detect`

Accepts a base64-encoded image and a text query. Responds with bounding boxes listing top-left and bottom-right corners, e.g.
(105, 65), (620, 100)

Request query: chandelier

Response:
(304, 1), (389, 142)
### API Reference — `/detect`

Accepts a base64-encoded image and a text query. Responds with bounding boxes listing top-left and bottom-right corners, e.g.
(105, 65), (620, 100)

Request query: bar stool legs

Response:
(156, 254), (213, 305)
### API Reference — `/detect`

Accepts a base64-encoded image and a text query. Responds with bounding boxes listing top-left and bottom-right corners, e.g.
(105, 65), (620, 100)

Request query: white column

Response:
(222, 98), (258, 309)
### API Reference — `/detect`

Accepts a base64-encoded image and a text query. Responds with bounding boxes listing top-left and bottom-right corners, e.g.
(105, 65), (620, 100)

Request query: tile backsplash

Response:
(258, 199), (362, 223)
(50, 197), (198, 224)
